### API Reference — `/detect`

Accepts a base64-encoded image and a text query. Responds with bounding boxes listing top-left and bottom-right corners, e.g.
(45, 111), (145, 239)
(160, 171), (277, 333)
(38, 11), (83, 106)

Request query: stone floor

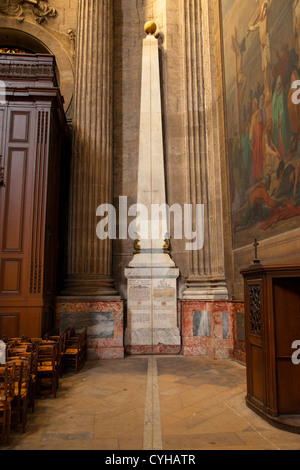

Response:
(2, 355), (300, 450)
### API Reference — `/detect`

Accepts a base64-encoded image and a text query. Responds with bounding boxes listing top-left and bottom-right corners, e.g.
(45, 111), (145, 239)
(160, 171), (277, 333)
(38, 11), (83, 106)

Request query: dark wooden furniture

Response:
(0, 363), (15, 444)
(0, 53), (69, 338)
(241, 263), (300, 433)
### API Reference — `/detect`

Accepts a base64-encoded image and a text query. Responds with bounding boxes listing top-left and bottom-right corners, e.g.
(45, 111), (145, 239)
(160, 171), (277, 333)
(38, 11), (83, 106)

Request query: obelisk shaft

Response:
(125, 26), (180, 355)
(129, 33), (173, 266)
(138, 35), (165, 208)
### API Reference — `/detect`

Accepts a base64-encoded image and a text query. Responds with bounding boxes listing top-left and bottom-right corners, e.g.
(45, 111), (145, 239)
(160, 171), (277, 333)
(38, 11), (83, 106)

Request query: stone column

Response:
(182, 0), (228, 300)
(62, 0), (119, 298)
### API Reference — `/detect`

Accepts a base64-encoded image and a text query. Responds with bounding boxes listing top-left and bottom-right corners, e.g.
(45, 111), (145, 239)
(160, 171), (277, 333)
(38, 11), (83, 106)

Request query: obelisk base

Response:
(125, 343), (181, 355)
(125, 266), (181, 355)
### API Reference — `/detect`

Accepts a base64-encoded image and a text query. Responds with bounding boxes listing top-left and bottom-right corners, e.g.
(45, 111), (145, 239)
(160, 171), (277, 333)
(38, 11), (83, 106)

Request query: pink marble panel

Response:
(55, 300), (125, 360)
(181, 300), (245, 361)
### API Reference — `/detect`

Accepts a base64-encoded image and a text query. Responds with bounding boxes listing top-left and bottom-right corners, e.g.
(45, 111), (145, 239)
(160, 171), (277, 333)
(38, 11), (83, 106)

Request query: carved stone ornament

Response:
(133, 239), (141, 255)
(0, 0), (57, 24)
(66, 28), (76, 43)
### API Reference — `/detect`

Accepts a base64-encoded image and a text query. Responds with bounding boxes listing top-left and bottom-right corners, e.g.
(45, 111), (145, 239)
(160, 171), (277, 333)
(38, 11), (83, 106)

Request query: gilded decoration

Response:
(0, 47), (27, 53)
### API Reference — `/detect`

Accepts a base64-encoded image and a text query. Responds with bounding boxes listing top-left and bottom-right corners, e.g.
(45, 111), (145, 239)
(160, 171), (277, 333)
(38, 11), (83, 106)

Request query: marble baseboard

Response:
(88, 345), (125, 360)
(55, 299), (125, 360)
(125, 327), (181, 347)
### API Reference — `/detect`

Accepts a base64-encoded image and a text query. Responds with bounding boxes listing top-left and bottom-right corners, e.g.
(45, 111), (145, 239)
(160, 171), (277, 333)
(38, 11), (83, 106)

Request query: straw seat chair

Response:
(0, 364), (15, 445)
(46, 333), (67, 379)
(36, 343), (59, 398)
(64, 328), (87, 373)
(6, 359), (30, 434)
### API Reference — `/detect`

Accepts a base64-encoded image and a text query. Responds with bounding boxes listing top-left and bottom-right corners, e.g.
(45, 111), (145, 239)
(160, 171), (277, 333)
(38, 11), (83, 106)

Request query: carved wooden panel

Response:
(2, 148), (27, 252)
(249, 285), (261, 337)
(9, 112), (29, 142)
(0, 313), (19, 338)
(30, 110), (50, 295)
(0, 259), (21, 294)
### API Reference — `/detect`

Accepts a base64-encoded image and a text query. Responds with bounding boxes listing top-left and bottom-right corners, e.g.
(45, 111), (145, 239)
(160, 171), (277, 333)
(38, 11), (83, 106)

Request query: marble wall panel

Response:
(193, 311), (211, 338)
(181, 300), (245, 361)
(60, 311), (115, 339)
(56, 300), (124, 359)
(223, 312), (229, 339)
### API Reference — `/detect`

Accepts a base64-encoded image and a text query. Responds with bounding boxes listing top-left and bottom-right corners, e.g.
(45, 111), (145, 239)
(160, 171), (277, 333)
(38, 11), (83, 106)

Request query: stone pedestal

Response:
(125, 267), (180, 354)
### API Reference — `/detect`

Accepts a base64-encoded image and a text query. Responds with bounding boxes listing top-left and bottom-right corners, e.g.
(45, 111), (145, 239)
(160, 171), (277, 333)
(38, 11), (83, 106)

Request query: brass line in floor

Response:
(143, 356), (162, 450)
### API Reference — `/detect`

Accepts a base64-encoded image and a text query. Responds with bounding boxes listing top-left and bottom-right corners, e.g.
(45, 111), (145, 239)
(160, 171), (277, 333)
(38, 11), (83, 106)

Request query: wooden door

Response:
(245, 278), (266, 411)
(0, 105), (40, 335)
(273, 277), (300, 415)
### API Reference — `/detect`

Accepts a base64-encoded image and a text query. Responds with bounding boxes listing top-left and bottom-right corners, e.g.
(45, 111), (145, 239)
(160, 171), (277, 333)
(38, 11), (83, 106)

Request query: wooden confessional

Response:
(0, 53), (69, 338)
(242, 263), (300, 434)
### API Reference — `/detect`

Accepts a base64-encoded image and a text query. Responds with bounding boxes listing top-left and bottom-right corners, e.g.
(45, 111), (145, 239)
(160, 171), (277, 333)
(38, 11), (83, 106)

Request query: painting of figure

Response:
(221, 0), (300, 248)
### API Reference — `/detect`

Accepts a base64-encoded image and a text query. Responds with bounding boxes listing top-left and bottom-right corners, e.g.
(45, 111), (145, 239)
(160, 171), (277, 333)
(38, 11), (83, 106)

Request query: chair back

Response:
(0, 363), (15, 401)
(6, 359), (30, 399)
(37, 344), (58, 371)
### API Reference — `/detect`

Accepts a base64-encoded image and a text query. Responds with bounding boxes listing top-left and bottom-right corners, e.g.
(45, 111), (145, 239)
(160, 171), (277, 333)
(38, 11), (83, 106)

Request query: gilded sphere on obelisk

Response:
(144, 21), (157, 35)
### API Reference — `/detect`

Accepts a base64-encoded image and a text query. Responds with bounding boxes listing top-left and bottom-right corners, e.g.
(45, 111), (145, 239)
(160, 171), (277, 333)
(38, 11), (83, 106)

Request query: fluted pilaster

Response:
(183, 0), (228, 300)
(62, 0), (118, 298)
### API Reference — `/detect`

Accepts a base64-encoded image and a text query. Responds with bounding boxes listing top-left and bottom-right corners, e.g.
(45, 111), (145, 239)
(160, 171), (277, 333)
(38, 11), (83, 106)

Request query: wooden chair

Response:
(36, 343), (59, 398)
(81, 328), (87, 364)
(8, 338), (21, 343)
(7, 347), (32, 359)
(47, 333), (67, 378)
(64, 329), (86, 373)
(0, 364), (15, 445)
(46, 338), (63, 386)
(6, 359), (30, 434)
(28, 350), (38, 413)
(66, 328), (76, 340)
(30, 338), (43, 346)
(8, 349), (38, 413)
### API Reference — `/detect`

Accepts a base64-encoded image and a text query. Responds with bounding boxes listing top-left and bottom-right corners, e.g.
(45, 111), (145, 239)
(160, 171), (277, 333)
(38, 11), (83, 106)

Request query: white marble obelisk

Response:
(125, 22), (180, 355)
